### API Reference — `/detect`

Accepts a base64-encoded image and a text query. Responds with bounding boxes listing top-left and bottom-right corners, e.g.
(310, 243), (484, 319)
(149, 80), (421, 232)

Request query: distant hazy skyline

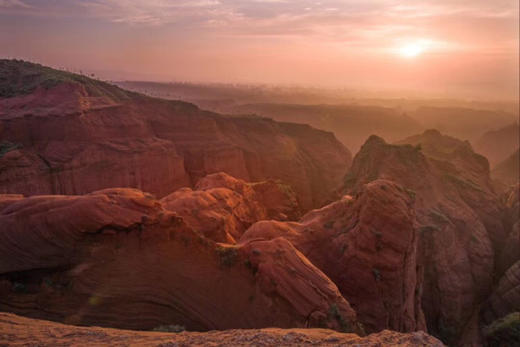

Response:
(1, 0), (518, 100)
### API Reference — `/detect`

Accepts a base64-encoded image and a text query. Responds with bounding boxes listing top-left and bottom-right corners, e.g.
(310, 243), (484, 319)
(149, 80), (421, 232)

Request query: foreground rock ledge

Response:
(0, 313), (444, 347)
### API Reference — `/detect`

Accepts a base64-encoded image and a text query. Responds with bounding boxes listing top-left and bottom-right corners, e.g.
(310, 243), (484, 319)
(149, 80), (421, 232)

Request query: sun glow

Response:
(398, 43), (425, 58)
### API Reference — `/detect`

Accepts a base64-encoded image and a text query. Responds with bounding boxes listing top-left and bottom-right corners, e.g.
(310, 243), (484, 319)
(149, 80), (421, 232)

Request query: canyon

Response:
(0, 60), (518, 346)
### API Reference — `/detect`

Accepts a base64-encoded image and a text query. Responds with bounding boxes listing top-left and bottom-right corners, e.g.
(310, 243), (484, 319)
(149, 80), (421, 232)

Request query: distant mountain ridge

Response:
(492, 148), (520, 187)
(227, 103), (423, 154)
(412, 106), (517, 142)
(116, 80), (518, 157)
(474, 123), (519, 166)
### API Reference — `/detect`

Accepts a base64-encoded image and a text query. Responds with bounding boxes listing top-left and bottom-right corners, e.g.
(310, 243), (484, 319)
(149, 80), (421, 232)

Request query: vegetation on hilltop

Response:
(0, 59), (133, 100)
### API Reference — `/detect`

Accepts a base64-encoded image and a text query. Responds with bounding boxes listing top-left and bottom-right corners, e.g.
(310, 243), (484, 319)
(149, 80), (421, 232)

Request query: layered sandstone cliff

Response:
(0, 60), (351, 209)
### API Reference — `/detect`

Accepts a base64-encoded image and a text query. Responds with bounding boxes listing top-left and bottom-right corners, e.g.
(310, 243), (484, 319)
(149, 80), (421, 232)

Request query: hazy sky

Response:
(1, 0), (518, 99)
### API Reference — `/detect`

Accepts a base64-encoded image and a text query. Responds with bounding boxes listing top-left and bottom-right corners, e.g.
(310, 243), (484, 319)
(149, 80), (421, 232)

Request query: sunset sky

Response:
(1, 0), (518, 99)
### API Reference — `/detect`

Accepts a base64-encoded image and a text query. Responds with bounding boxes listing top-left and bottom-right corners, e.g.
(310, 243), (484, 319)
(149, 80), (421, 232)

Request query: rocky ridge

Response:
(0, 312), (445, 347)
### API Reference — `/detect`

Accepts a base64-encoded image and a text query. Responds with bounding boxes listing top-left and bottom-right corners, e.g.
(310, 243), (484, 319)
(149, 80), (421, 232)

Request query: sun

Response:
(398, 43), (425, 59)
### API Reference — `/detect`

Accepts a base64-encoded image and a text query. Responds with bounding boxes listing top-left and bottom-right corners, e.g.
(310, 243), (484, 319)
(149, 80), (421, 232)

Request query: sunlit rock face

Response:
(160, 172), (301, 243)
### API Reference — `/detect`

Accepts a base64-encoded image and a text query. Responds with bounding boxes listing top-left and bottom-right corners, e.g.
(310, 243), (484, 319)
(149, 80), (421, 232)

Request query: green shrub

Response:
(404, 188), (416, 200)
(328, 303), (352, 333)
(216, 246), (238, 267)
(372, 268), (381, 282)
(244, 259), (258, 275)
(0, 141), (21, 158)
(323, 221), (334, 229)
(0, 59), (132, 100)
(429, 209), (450, 225)
(343, 172), (357, 189)
(152, 324), (185, 333)
(436, 317), (458, 345)
(419, 225), (438, 234)
(12, 281), (26, 293)
(484, 312), (520, 347)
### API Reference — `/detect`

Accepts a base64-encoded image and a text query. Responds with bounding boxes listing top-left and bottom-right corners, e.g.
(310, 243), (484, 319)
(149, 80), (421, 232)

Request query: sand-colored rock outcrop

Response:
(0, 312), (445, 347)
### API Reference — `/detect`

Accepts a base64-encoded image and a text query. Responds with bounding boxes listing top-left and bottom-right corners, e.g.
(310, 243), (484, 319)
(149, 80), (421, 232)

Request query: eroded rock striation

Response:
(481, 185), (520, 343)
(0, 187), (360, 333)
(241, 179), (425, 334)
(482, 262), (520, 327)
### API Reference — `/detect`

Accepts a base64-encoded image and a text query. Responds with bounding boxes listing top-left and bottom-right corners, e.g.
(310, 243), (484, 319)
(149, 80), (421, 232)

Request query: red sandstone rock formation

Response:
(1, 61), (512, 346)
(160, 172), (300, 243)
(241, 179), (425, 334)
(496, 184), (520, 276)
(0, 188), (360, 333)
(0, 60), (351, 210)
(480, 185), (520, 338)
(481, 261), (520, 326)
(343, 130), (505, 345)
(0, 312), (445, 347)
